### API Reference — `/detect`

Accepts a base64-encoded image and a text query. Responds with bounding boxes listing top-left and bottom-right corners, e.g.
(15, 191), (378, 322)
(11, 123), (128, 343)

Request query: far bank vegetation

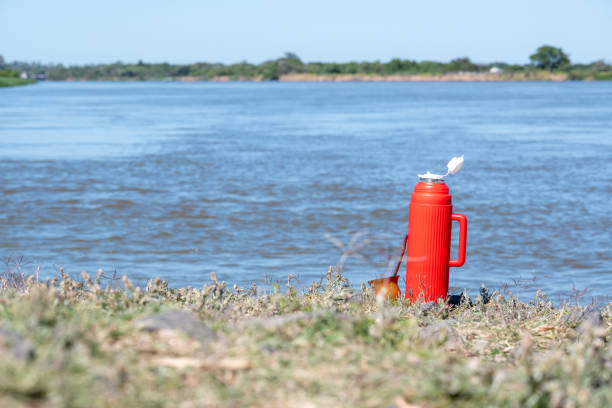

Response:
(4, 45), (612, 83)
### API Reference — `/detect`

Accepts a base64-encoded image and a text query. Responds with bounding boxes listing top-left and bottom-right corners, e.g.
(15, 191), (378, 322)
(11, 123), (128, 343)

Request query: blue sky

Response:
(1, 0), (610, 65)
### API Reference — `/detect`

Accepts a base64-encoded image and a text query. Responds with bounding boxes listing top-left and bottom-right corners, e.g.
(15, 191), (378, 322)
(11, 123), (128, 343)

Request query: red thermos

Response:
(405, 176), (467, 302)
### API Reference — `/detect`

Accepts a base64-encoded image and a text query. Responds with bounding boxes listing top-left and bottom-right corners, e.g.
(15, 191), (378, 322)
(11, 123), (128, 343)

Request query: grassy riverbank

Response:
(1, 269), (610, 407)
(0, 76), (35, 87)
(0, 69), (35, 87)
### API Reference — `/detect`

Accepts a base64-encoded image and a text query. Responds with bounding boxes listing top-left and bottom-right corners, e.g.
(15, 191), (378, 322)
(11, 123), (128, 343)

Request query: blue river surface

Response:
(1, 81), (611, 303)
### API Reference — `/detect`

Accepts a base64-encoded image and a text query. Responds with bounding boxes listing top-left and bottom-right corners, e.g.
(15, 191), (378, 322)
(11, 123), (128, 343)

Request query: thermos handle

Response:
(449, 213), (467, 268)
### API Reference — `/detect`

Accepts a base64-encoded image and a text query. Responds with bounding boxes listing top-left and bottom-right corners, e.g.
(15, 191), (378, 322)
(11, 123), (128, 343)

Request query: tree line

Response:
(2, 46), (611, 81)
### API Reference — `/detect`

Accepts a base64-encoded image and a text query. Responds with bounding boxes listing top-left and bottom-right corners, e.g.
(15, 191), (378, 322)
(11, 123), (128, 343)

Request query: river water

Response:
(1, 81), (611, 302)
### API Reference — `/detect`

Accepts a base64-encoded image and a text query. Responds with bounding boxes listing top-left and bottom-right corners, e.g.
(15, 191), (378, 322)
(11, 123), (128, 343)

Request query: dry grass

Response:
(0, 267), (610, 407)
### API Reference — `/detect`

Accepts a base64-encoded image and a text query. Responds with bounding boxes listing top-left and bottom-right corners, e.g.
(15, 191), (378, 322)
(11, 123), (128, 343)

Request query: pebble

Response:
(0, 326), (35, 361)
(134, 310), (218, 342)
(417, 321), (459, 345)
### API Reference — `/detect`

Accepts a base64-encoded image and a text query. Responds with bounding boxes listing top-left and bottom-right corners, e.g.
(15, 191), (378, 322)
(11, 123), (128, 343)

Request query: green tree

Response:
(0, 69), (18, 78)
(261, 62), (279, 80)
(276, 52), (303, 75)
(385, 58), (404, 73)
(529, 45), (570, 70)
(447, 57), (480, 72)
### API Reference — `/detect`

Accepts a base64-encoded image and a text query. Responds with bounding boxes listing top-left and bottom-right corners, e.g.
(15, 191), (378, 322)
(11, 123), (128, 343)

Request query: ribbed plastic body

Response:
(406, 181), (466, 303)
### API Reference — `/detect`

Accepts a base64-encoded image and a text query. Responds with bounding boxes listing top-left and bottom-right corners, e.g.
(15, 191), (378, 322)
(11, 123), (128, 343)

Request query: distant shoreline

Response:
(26, 70), (612, 83)
(266, 72), (569, 82)
(10, 48), (612, 83)
(59, 72), (580, 82)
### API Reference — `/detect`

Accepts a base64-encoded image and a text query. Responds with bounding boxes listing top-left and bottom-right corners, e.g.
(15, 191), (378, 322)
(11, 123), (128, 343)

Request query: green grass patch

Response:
(0, 77), (36, 87)
(594, 72), (612, 81)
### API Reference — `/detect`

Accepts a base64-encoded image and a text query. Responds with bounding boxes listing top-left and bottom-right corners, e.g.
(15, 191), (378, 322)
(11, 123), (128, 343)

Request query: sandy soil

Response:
(277, 72), (568, 82)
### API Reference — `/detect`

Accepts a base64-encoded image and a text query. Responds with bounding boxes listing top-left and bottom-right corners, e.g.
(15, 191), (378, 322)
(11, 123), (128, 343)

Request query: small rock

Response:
(577, 308), (604, 335)
(417, 321), (459, 345)
(447, 293), (472, 307)
(419, 301), (439, 315)
(0, 326), (35, 361)
(260, 344), (279, 354)
(134, 310), (218, 342)
(581, 308), (604, 326)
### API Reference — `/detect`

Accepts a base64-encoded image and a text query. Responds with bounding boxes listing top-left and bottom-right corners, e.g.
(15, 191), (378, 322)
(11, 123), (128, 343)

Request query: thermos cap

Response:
(417, 155), (464, 182)
(418, 171), (444, 182)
